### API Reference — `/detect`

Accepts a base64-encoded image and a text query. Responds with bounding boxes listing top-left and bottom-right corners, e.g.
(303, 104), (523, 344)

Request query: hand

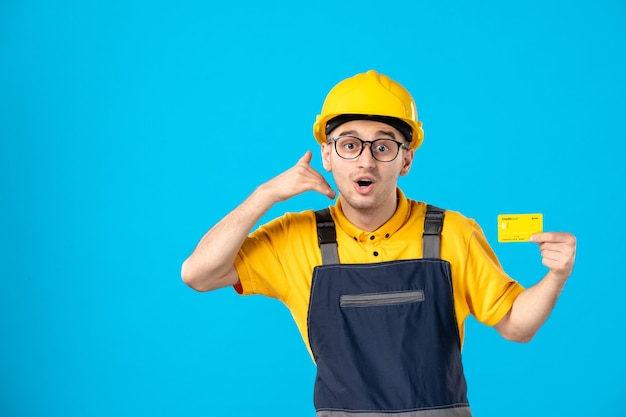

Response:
(260, 151), (336, 202)
(531, 232), (577, 282)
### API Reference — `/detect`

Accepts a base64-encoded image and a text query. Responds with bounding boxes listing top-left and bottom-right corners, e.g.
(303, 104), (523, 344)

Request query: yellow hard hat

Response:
(313, 70), (424, 150)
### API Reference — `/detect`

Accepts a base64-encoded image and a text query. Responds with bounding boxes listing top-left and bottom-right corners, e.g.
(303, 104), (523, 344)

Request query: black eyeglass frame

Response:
(328, 135), (410, 162)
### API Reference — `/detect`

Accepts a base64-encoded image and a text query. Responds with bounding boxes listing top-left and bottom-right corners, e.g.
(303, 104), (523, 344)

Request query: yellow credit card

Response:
(498, 213), (543, 242)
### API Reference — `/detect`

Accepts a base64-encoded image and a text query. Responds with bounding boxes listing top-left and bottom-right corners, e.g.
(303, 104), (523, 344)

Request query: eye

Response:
(373, 140), (394, 154)
(338, 137), (360, 151)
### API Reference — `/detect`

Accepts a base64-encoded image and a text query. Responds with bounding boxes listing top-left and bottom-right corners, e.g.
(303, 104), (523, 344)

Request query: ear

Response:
(399, 148), (414, 176)
(321, 142), (332, 172)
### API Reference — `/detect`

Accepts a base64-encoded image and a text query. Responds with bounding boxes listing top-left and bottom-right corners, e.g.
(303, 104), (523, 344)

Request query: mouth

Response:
(354, 177), (375, 194)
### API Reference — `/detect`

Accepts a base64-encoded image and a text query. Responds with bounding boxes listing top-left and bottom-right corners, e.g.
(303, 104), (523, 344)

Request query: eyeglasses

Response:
(328, 135), (409, 162)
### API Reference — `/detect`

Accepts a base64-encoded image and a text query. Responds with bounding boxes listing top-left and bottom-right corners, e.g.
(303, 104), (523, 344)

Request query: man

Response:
(181, 70), (576, 416)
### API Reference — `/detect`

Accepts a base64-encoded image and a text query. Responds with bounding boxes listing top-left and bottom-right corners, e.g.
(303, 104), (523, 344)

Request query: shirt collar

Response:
(331, 188), (411, 242)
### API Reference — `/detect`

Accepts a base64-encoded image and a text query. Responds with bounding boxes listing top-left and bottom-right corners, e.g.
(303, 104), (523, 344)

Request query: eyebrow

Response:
(337, 129), (397, 139)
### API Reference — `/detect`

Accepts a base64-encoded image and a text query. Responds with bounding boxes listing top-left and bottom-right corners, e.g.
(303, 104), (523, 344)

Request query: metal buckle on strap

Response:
(423, 205), (445, 259)
(315, 209), (340, 265)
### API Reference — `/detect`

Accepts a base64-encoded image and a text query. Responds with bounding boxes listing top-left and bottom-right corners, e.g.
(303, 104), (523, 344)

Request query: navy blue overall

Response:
(308, 206), (472, 417)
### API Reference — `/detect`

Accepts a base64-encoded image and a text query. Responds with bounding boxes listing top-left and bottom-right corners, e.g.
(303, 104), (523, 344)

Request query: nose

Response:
(357, 142), (377, 167)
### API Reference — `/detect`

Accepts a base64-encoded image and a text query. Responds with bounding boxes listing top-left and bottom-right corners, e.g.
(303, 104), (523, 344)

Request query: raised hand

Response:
(181, 151), (335, 292)
(259, 151), (336, 203)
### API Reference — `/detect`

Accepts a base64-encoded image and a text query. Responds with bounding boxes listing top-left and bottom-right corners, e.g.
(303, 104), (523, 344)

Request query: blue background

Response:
(1, 0), (625, 416)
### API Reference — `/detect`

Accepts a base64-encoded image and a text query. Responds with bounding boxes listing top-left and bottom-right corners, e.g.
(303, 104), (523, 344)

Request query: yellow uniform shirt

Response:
(234, 189), (524, 359)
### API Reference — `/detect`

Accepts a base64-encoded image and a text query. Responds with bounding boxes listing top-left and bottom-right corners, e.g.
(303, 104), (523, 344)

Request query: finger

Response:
(305, 172), (336, 199)
(531, 232), (576, 244)
(541, 258), (572, 274)
(540, 248), (570, 263)
(538, 242), (576, 257)
(540, 246), (575, 274)
(298, 150), (313, 166)
(541, 254), (574, 274)
(323, 184), (336, 199)
(313, 184), (336, 199)
(289, 158), (335, 198)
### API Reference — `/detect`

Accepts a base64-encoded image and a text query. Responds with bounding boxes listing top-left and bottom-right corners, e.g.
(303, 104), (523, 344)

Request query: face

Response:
(321, 119), (414, 220)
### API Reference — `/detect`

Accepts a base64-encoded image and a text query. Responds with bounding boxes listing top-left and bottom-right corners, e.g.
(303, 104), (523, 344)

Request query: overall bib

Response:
(307, 206), (471, 417)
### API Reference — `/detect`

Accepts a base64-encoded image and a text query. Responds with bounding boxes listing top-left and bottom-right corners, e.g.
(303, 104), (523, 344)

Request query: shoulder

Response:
(253, 210), (318, 242)
(441, 208), (490, 253)
(265, 209), (317, 229)
(436, 207), (500, 266)
(405, 200), (485, 253)
(405, 200), (478, 232)
(441, 208), (481, 234)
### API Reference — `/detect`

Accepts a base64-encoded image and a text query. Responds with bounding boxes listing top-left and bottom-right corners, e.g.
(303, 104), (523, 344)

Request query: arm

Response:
(494, 232), (577, 342)
(181, 151), (335, 292)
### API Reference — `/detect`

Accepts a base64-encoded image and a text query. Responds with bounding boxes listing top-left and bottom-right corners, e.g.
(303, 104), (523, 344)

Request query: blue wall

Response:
(1, 1), (624, 415)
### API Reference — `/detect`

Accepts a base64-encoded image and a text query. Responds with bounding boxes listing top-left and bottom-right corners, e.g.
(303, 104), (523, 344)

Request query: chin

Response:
(342, 194), (383, 212)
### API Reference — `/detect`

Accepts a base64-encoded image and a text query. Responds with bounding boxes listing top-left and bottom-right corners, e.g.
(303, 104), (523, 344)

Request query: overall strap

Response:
(315, 208), (339, 265)
(315, 204), (446, 264)
(423, 205), (445, 259)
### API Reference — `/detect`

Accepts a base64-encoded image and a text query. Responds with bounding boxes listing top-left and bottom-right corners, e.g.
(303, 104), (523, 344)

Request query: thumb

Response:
(298, 150), (313, 165)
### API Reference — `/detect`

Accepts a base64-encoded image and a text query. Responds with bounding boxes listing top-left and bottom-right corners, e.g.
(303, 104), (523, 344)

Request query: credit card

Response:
(498, 213), (543, 242)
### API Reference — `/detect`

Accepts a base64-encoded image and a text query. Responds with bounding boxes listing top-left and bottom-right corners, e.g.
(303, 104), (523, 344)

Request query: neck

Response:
(339, 196), (398, 232)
